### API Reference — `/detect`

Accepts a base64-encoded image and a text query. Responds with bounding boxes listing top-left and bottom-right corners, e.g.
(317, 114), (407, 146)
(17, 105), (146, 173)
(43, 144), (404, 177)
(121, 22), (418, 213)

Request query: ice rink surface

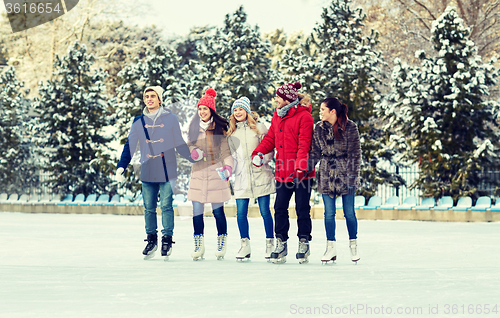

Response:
(1, 211), (499, 318)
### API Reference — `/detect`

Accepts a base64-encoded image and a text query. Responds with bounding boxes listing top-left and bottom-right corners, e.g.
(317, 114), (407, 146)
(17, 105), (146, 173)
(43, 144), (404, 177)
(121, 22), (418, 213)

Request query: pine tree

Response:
(307, 0), (404, 197)
(378, 7), (500, 200)
(33, 41), (113, 196)
(0, 66), (34, 193)
(198, 6), (274, 117)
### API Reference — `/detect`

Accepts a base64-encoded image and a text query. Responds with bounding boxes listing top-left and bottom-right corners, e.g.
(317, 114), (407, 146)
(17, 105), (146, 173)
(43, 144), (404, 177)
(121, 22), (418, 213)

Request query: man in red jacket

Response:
(252, 82), (315, 264)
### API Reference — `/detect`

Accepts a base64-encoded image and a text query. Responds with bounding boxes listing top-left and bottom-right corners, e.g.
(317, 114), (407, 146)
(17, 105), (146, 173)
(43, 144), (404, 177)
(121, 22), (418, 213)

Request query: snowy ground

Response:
(1, 212), (499, 318)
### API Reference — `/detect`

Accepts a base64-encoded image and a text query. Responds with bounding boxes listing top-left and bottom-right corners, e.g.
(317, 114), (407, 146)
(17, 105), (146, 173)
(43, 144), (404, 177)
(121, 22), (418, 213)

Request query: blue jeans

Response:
(322, 193), (358, 241)
(236, 195), (274, 239)
(192, 201), (227, 235)
(142, 181), (175, 236)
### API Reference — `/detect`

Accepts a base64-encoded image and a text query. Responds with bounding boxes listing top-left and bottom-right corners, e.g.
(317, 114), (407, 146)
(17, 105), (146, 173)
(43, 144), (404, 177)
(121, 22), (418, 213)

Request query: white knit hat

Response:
(231, 96), (251, 114)
(143, 86), (164, 105)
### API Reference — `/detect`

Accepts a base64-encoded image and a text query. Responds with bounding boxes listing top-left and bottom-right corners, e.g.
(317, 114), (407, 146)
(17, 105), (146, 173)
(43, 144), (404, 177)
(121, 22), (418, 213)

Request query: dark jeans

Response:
(274, 179), (313, 241)
(192, 201), (227, 235)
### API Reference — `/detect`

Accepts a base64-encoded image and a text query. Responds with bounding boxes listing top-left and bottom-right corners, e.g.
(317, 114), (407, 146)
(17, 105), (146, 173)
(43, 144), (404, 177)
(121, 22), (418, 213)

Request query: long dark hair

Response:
(322, 97), (348, 141)
(188, 108), (229, 149)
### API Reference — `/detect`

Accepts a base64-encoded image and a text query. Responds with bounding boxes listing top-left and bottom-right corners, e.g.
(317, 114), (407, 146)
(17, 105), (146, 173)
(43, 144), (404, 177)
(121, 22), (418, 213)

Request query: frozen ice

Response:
(0, 212), (499, 318)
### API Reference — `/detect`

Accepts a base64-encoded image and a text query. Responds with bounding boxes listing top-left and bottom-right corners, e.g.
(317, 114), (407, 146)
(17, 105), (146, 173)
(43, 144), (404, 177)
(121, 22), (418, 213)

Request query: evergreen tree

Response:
(33, 41), (113, 196)
(0, 66), (34, 193)
(378, 7), (500, 200)
(307, 0), (404, 197)
(198, 6), (274, 117)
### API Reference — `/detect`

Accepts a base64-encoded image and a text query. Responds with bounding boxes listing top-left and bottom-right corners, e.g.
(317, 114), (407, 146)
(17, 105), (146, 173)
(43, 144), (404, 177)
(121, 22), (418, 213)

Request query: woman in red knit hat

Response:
(187, 88), (234, 261)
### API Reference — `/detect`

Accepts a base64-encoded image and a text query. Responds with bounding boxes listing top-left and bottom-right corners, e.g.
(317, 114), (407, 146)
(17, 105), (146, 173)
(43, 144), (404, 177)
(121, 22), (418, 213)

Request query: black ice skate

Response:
(143, 234), (158, 260)
(296, 237), (310, 264)
(161, 235), (175, 261)
(270, 236), (287, 264)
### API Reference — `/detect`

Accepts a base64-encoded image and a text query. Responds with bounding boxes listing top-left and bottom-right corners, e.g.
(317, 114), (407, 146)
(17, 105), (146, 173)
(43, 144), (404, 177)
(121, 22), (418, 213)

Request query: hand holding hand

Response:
(116, 167), (125, 183)
(191, 148), (205, 161)
(290, 169), (307, 183)
(252, 153), (264, 167)
(216, 165), (233, 181)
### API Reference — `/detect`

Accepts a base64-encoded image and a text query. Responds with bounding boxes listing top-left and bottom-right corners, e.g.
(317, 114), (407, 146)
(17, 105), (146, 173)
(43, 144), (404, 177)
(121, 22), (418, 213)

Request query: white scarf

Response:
(200, 117), (213, 131)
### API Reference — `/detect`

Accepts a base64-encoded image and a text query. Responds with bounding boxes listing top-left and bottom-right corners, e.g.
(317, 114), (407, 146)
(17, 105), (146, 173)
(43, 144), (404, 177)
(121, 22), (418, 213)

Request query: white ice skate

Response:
(270, 237), (287, 264)
(235, 238), (251, 261)
(350, 239), (360, 263)
(296, 237), (310, 264)
(191, 234), (205, 261)
(321, 240), (337, 264)
(264, 238), (274, 262)
(215, 234), (227, 260)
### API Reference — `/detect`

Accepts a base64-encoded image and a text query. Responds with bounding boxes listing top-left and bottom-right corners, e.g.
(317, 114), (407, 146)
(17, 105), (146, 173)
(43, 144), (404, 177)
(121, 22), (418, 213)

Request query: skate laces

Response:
(274, 239), (284, 253)
(298, 239), (309, 253)
(217, 235), (227, 251)
(194, 235), (202, 251)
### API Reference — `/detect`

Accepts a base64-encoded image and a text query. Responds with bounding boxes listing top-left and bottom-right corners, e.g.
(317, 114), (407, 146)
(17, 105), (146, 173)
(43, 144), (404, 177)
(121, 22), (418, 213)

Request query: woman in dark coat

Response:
(309, 97), (361, 263)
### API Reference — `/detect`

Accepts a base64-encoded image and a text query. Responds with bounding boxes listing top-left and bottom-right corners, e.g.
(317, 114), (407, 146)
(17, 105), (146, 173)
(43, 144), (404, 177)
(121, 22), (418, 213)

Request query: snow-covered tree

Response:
(198, 6), (274, 117)
(306, 0), (404, 197)
(0, 66), (35, 193)
(32, 41), (113, 196)
(378, 7), (500, 200)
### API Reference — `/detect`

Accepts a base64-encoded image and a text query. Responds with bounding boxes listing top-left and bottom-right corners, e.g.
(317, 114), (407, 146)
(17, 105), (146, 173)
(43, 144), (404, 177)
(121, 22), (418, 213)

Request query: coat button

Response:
(280, 146), (282, 148)
(280, 129), (282, 132)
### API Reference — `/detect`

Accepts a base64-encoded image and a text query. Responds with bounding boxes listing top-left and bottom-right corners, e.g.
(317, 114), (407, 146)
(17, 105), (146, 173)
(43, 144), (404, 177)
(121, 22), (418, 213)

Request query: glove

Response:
(116, 167), (125, 183)
(216, 165), (233, 181)
(190, 148), (205, 161)
(252, 153), (264, 167)
(289, 169), (307, 184)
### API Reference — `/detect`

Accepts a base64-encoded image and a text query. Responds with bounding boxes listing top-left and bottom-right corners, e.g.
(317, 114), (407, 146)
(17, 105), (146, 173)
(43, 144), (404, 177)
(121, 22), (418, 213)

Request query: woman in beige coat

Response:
(187, 88), (234, 261)
(227, 97), (276, 261)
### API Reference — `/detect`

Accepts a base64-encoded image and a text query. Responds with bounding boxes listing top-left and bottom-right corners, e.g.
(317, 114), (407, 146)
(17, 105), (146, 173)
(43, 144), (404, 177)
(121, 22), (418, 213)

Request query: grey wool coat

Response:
(227, 121), (275, 199)
(309, 119), (361, 196)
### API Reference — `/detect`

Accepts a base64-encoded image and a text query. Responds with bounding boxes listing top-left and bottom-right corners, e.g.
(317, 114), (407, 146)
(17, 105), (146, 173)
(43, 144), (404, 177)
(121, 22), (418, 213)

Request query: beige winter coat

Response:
(228, 121), (276, 199)
(187, 122), (233, 203)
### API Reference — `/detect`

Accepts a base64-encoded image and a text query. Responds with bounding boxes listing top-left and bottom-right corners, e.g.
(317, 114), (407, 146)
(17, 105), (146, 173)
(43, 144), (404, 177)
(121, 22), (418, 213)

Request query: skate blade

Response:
(192, 257), (205, 261)
(352, 259), (360, 264)
(298, 258), (309, 264)
(236, 256), (251, 262)
(216, 256), (225, 260)
(163, 256), (169, 261)
(143, 252), (155, 260)
(321, 260), (336, 265)
(271, 257), (286, 264)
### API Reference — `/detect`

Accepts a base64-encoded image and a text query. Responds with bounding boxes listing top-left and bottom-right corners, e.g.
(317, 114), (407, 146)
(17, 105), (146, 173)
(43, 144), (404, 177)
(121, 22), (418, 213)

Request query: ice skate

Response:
(191, 234), (205, 261)
(215, 234), (227, 260)
(270, 236), (287, 264)
(350, 239), (360, 263)
(142, 234), (158, 260)
(296, 237), (310, 264)
(161, 235), (175, 261)
(235, 238), (251, 261)
(321, 240), (337, 264)
(264, 238), (274, 262)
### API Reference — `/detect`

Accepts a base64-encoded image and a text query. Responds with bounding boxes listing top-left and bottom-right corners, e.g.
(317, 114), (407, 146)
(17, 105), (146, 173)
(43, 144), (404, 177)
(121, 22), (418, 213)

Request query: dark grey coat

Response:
(309, 119), (361, 196)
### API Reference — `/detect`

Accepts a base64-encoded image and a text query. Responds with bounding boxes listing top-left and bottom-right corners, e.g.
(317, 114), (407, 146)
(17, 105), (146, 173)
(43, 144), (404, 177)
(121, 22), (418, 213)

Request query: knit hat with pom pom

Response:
(197, 88), (217, 112)
(276, 82), (302, 102)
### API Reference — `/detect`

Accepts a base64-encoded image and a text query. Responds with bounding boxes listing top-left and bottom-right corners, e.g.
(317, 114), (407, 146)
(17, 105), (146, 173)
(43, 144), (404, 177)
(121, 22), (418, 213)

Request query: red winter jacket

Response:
(252, 104), (315, 183)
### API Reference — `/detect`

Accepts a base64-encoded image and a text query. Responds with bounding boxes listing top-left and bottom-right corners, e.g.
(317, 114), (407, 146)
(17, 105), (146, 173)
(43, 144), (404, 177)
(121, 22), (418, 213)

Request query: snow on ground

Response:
(0, 212), (499, 318)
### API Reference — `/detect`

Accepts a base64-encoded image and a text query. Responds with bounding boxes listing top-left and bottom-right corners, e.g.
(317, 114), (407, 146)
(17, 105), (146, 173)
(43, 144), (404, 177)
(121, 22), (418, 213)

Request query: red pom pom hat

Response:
(197, 88), (217, 112)
(276, 82), (302, 102)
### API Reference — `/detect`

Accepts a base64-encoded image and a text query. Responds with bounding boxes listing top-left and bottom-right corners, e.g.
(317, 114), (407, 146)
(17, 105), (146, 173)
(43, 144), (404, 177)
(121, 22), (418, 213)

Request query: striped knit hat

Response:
(231, 96), (251, 114)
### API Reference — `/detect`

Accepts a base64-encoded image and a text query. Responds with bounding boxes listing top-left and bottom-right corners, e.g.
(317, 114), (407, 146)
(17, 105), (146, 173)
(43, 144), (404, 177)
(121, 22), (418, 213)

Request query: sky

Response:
(126, 0), (330, 37)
